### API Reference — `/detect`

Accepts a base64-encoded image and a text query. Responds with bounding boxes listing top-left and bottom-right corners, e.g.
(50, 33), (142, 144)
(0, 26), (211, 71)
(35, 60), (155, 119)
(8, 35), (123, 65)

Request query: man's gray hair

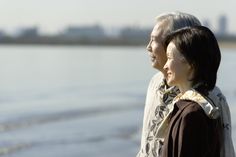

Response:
(156, 11), (202, 38)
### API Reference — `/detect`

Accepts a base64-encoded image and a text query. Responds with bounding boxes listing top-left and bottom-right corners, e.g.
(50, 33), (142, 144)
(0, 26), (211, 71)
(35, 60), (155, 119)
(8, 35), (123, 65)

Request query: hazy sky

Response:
(0, 0), (235, 34)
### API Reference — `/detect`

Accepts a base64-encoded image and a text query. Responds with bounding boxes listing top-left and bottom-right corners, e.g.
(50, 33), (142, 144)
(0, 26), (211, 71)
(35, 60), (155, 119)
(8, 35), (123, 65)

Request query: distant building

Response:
(119, 26), (151, 43)
(104, 27), (120, 38)
(17, 27), (39, 38)
(62, 25), (105, 40)
(218, 14), (228, 35)
(0, 30), (6, 39)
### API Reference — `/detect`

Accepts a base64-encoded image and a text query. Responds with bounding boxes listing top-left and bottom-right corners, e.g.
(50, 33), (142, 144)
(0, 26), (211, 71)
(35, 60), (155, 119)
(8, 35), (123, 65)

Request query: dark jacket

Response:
(161, 100), (221, 157)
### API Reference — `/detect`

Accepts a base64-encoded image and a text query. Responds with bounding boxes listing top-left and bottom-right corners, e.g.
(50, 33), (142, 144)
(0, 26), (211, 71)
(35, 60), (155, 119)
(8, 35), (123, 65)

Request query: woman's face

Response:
(163, 42), (193, 88)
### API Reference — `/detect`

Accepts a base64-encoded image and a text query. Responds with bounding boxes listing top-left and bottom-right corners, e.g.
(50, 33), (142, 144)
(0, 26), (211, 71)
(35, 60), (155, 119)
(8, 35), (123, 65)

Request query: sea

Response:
(0, 45), (235, 157)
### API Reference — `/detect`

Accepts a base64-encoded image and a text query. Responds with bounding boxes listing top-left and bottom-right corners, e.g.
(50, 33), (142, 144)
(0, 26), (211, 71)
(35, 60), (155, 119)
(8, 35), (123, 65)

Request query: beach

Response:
(0, 45), (235, 156)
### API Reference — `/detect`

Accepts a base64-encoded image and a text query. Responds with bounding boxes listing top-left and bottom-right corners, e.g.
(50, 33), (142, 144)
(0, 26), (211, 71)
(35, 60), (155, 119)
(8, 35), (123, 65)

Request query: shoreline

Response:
(219, 41), (236, 49)
(0, 41), (235, 49)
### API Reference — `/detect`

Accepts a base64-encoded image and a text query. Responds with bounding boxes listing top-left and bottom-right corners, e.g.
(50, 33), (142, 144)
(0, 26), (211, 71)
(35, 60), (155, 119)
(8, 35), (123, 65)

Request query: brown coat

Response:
(161, 100), (221, 157)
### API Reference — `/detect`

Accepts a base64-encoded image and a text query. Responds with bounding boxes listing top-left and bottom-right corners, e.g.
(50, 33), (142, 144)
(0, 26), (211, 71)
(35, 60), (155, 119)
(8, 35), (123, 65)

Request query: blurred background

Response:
(0, 0), (236, 156)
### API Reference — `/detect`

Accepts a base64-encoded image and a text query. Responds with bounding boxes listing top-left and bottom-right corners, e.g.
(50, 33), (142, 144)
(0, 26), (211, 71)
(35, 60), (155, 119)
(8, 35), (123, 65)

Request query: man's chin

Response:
(152, 63), (159, 69)
(152, 64), (164, 72)
(162, 72), (168, 78)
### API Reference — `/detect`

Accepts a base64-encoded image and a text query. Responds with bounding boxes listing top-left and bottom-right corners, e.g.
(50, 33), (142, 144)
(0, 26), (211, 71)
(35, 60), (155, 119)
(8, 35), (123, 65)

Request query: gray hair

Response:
(156, 11), (201, 38)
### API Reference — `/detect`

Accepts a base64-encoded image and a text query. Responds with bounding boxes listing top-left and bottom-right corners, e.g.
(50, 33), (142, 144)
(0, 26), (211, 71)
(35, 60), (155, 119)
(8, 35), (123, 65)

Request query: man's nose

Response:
(163, 63), (168, 71)
(146, 41), (151, 52)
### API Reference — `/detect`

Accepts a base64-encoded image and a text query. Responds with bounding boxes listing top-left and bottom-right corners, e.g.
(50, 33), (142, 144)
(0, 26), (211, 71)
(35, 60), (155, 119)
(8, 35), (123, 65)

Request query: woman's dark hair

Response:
(164, 26), (221, 93)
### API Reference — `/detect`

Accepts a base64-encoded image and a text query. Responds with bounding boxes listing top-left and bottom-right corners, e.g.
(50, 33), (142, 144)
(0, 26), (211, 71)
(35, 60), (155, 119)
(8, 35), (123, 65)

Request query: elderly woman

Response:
(160, 26), (224, 157)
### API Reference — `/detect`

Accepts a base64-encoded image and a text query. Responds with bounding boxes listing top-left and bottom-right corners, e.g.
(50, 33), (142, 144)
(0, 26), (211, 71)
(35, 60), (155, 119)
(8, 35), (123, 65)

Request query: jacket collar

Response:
(156, 89), (220, 138)
(173, 89), (220, 119)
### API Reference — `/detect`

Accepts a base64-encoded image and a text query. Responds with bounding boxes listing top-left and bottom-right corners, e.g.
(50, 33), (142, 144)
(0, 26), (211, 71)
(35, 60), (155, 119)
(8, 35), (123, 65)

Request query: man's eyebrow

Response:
(151, 34), (157, 37)
(150, 35), (158, 39)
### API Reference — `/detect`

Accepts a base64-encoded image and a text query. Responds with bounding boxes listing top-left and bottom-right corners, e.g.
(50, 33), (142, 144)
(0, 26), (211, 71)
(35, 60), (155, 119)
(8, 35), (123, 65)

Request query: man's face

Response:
(146, 22), (167, 72)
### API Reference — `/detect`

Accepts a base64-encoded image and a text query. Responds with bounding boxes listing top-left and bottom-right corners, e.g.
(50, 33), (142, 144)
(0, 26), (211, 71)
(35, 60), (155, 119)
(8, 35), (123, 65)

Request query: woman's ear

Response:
(187, 63), (193, 71)
(187, 63), (195, 80)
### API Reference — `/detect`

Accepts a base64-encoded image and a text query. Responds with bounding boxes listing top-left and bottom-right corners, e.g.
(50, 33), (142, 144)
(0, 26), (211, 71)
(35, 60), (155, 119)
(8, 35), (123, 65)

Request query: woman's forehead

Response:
(166, 42), (177, 55)
(166, 42), (185, 59)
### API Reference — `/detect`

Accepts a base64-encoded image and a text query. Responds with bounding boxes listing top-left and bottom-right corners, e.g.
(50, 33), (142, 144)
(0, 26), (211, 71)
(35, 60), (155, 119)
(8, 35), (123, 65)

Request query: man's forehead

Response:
(151, 23), (165, 37)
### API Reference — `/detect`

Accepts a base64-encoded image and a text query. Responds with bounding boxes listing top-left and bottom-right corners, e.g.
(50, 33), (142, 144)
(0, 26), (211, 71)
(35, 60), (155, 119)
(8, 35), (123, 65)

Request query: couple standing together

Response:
(136, 12), (235, 157)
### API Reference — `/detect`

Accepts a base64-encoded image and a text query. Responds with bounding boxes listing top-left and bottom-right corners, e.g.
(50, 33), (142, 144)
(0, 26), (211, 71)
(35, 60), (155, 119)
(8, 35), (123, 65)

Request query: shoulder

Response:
(147, 72), (164, 89)
(172, 100), (212, 136)
(150, 72), (164, 82)
(208, 86), (227, 104)
(176, 100), (207, 120)
(176, 100), (202, 111)
(208, 86), (230, 116)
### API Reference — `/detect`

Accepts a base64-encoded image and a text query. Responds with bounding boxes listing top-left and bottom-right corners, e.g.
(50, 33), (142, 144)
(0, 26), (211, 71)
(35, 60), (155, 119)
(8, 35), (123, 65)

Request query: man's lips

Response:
(149, 54), (156, 62)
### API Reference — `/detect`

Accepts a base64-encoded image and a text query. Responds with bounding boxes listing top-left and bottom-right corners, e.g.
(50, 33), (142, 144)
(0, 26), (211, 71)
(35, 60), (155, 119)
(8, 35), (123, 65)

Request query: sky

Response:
(0, 0), (235, 34)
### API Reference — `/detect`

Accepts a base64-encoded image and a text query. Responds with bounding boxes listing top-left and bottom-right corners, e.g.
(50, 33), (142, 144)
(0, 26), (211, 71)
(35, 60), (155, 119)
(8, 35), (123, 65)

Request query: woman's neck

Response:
(178, 81), (193, 94)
